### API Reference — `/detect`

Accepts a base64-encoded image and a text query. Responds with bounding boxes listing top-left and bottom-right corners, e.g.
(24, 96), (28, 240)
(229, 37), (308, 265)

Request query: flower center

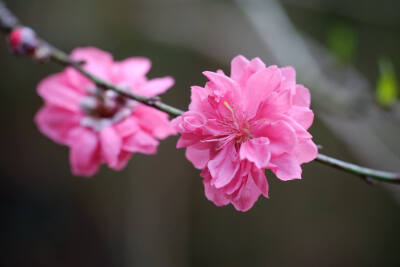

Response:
(203, 101), (253, 149)
(79, 85), (136, 131)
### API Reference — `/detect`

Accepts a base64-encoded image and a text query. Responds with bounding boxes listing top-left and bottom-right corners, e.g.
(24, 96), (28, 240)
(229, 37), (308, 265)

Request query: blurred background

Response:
(1, 0), (400, 266)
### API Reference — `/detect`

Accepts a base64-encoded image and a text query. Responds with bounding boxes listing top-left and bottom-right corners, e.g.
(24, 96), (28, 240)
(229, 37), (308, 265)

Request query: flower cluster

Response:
(35, 47), (176, 176)
(172, 55), (317, 211)
(35, 48), (317, 211)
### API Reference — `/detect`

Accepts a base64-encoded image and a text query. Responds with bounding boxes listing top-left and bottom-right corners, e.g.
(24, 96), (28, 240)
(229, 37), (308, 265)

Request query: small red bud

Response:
(7, 27), (39, 56)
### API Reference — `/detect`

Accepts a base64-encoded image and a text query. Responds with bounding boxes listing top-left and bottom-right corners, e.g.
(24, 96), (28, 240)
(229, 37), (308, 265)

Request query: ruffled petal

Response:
(244, 66), (281, 118)
(135, 77), (174, 97)
(232, 176), (262, 212)
(69, 128), (100, 177)
(251, 168), (269, 198)
(293, 85), (311, 108)
(287, 106), (314, 130)
(254, 120), (297, 155)
(70, 47), (113, 80)
(230, 55), (250, 82)
(110, 150), (132, 171)
(111, 57), (151, 83)
(185, 143), (211, 169)
(37, 74), (82, 112)
(208, 145), (240, 188)
(239, 137), (271, 169)
(270, 153), (301, 181)
(294, 139), (318, 164)
(100, 127), (122, 168)
(123, 130), (159, 155)
(202, 176), (230, 207)
(35, 105), (81, 145)
(133, 105), (176, 139)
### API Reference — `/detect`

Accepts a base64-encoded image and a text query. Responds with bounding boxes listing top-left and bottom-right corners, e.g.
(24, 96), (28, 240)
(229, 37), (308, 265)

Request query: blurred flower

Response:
(35, 47), (175, 176)
(173, 55), (317, 211)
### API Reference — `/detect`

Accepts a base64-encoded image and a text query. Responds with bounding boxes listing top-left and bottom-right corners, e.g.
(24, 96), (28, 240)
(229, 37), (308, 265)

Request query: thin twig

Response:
(0, 0), (399, 184)
(316, 153), (400, 184)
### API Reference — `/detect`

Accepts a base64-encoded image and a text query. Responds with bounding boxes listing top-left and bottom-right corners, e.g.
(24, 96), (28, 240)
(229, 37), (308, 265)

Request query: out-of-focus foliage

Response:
(326, 23), (357, 63)
(376, 57), (398, 108)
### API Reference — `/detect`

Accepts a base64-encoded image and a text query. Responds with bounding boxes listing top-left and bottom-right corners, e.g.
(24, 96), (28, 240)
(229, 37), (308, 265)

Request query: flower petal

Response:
(133, 105), (176, 139)
(230, 55), (250, 82)
(37, 74), (82, 112)
(35, 105), (81, 145)
(255, 120), (297, 155)
(136, 77), (174, 97)
(232, 176), (262, 212)
(123, 130), (158, 155)
(287, 106), (314, 130)
(294, 139), (318, 164)
(270, 153), (302, 181)
(239, 137), (271, 169)
(208, 145), (240, 188)
(70, 47), (113, 80)
(251, 168), (269, 198)
(100, 127), (122, 168)
(69, 128), (100, 177)
(244, 66), (281, 117)
(202, 175), (230, 207)
(185, 142), (211, 169)
(293, 85), (311, 108)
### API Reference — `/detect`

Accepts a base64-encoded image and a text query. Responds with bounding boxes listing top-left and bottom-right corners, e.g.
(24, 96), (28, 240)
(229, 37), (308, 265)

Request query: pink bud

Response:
(8, 27), (39, 56)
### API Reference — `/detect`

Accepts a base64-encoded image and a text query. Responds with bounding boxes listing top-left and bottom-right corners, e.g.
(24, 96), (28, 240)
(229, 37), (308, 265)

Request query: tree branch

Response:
(0, 0), (399, 184)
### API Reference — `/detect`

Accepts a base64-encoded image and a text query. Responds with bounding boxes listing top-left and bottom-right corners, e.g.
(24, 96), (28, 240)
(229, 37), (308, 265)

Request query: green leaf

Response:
(376, 58), (398, 108)
(326, 23), (357, 63)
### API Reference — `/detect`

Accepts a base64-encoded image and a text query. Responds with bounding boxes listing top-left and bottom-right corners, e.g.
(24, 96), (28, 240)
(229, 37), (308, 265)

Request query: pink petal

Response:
(230, 55), (250, 82)
(171, 111), (207, 134)
(244, 66), (281, 117)
(293, 85), (311, 108)
(176, 133), (203, 148)
(287, 106), (314, 130)
(188, 85), (209, 112)
(232, 176), (262, 212)
(294, 139), (318, 164)
(208, 145), (240, 188)
(248, 57), (266, 72)
(100, 127), (122, 168)
(133, 105), (176, 139)
(203, 71), (241, 102)
(70, 47), (113, 80)
(255, 120), (297, 155)
(135, 77), (174, 97)
(280, 66), (296, 92)
(185, 143), (210, 169)
(69, 128), (100, 177)
(111, 57), (151, 82)
(202, 177), (230, 207)
(270, 153), (302, 181)
(35, 105), (81, 145)
(256, 89), (292, 119)
(37, 74), (82, 112)
(123, 130), (159, 155)
(251, 168), (269, 198)
(110, 150), (132, 171)
(114, 117), (139, 138)
(239, 137), (271, 169)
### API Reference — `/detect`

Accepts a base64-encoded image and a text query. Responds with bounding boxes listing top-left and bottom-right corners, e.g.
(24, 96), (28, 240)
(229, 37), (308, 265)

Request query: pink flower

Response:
(173, 55), (317, 211)
(35, 47), (176, 176)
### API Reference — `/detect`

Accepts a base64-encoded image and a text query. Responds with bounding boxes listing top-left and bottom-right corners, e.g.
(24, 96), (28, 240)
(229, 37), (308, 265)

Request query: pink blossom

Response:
(35, 47), (176, 176)
(172, 55), (317, 211)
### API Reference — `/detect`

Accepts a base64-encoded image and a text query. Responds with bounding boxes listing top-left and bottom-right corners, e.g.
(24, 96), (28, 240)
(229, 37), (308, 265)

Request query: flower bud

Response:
(8, 27), (39, 56)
